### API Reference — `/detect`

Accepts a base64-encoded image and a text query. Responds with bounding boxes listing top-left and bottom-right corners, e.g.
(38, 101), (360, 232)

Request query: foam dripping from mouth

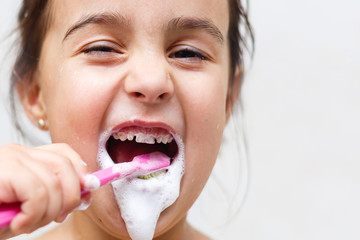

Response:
(97, 131), (185, 240)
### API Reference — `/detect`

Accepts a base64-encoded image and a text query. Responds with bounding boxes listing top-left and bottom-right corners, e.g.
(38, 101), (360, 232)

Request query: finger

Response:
(36, 143), (90, 182)
(0, 226), (13, 240)
(18, 157), (63, 227)
(25, 149), (82, 215)
(7, 165), (49, 233)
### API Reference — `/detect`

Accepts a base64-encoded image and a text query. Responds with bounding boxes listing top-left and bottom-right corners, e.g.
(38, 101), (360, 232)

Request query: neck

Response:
(153, 217), (208, 240)
(69, 212), (120, 240)
(61, 211), (208, 240)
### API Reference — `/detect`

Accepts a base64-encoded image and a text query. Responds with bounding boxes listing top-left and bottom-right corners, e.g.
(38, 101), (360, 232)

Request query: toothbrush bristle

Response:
(132, 152), (170, 172)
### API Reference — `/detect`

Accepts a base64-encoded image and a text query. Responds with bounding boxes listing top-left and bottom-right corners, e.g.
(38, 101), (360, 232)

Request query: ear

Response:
(225, 64), (243, 123)
(16, 73), (48, 130)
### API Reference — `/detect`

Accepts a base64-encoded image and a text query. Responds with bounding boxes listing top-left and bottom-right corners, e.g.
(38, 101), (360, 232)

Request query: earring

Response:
(37, 119), (46, 129)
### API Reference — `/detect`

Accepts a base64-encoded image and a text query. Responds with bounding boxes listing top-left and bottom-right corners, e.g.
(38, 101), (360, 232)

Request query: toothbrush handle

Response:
(0, 187), (97, 229)
(0, 189), (97, 229)
(0, 167), (120, 229)
(0, 203), (21, 229)
(0, 176), (97, 229)
(80, 167), (121, 196)
(0, 159), (150, 229)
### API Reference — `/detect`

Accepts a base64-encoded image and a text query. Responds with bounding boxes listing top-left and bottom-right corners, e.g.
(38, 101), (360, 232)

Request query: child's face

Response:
(35, 0), (231, 237)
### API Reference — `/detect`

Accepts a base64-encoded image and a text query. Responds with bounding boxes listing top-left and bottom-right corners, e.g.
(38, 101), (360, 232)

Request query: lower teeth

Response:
(138, 170), (167, 180)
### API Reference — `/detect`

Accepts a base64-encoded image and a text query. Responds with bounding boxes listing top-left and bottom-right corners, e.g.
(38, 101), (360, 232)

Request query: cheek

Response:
(42, 66), (115, 167)
(184, 70), (228, 144)
(180, 72), (228, 198)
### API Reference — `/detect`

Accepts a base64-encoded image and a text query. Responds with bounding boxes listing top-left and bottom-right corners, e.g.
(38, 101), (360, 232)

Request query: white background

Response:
(1, 0), (360, 239)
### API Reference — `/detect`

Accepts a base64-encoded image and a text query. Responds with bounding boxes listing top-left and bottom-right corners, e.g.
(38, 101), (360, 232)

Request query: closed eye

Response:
(83, 45), (117, 54)
(169, 45), (209, 62)
(170, 48), (207, 61)
(79, 40), (126, 64)
(81, 40), (124, 55)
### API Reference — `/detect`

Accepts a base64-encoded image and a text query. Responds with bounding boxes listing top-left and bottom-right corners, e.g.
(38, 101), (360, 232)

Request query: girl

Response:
(0, 0), (252, 239)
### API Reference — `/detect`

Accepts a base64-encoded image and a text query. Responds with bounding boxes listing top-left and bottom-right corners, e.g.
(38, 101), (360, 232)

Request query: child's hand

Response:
(0, 143), (91, 238)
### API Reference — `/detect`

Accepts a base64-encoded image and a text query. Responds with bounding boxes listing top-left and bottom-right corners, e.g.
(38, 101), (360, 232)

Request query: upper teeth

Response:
(112, 130), (173, 144)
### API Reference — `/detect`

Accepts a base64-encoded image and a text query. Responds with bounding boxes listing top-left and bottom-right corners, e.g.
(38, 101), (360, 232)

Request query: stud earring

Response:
(37, 119), (46, 129)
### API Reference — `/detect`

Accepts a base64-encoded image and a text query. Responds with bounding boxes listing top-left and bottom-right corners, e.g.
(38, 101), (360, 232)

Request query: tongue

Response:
(131, 152), (171, 171)
(107, 140), (169, 164)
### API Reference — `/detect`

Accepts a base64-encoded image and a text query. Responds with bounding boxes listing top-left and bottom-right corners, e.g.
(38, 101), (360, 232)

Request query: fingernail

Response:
(84, 174), (100, 191)
(81, 160), (88, 166)
(75, 197), (92, 211)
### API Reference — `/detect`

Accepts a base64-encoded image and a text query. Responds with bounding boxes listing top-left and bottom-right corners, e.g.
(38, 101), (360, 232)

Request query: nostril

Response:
(131, 91), (169, 102)
(159, 93), (167, 100)
(135, 92), (143, 97)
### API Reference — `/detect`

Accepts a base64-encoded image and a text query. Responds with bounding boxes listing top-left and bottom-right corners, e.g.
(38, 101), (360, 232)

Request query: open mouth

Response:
(106, 126), (179, 179)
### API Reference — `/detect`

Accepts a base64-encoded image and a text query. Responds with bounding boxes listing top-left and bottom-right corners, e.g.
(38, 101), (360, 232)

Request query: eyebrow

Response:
(167, 17), (224, 44)
(63, 13), (224, 45)
(63, 12), (130, 42)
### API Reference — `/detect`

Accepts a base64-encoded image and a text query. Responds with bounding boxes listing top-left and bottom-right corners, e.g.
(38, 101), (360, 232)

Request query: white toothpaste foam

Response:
(97, 131), (185, 240)
(83, 174), (101, 191)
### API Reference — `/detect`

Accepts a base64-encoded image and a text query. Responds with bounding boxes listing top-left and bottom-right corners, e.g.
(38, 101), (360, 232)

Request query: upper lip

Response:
(109, 119), (177, 137)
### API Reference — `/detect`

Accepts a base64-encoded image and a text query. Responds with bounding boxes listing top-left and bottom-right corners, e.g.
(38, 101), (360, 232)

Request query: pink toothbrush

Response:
(0, 152), (170, 229)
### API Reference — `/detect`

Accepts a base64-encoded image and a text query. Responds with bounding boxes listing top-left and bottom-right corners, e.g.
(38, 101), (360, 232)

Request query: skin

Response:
(0, 0), (240, 239)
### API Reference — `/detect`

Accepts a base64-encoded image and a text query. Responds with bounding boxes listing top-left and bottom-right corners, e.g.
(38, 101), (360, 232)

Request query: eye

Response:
(83, 45), (117, 54)
(169, 46), (208, 61)
(171, 49), (206, 60)
(81, 41), (124, 56)
(79, 41), (126, 64)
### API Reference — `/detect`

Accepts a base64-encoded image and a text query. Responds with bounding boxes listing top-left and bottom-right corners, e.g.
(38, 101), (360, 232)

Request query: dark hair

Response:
(10, 0), (52, 136)
(228, 0), (254, 101)
(10, 0), (254, 135)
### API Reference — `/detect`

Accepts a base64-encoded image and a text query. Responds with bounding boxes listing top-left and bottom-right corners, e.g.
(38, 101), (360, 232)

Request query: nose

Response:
(124, 55), (174, 103)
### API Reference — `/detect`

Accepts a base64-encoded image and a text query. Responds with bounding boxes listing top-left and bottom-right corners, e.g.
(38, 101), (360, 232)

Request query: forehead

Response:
(50, 0), (229, 37)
